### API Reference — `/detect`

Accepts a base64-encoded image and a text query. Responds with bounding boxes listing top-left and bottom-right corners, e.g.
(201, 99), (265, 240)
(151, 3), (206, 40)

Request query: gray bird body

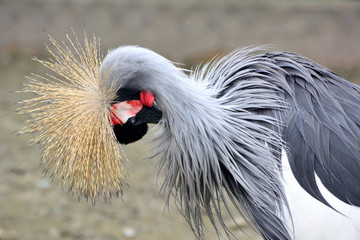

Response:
(101, 46), (360, 239)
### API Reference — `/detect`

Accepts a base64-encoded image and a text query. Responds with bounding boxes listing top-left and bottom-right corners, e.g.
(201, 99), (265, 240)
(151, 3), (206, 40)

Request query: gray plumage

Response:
(101, 46), (360, 240)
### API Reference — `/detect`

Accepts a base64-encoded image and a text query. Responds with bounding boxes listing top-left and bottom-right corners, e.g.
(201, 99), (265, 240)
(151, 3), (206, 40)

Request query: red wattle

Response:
(110, 100), (143, 125)
(110, 104), (123, 125)
(140, 90), (155, 107)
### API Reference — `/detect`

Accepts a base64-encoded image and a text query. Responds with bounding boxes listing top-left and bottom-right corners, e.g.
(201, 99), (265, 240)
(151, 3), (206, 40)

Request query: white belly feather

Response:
(281, 149), (360, 240)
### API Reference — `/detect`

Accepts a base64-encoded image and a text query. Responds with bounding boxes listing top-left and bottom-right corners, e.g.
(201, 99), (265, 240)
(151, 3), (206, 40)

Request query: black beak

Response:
(132, 105), (162, 126)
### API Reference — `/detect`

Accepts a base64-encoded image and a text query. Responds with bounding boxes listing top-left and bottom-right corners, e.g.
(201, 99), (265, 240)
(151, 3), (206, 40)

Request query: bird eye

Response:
(128, 117), (137, 125)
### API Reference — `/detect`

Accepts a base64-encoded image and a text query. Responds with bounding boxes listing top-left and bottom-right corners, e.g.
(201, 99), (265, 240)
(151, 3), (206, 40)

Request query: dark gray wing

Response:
(270, 52), (360, 207)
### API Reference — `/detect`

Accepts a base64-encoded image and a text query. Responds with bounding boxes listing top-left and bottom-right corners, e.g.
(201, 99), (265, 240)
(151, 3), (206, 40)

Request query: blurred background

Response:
(1, 0), (359, 239)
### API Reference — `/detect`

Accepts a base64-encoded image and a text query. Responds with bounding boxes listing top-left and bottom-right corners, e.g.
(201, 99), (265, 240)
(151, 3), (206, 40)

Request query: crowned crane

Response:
(101, 46), (360, 240)
(20, 34), (360, 240)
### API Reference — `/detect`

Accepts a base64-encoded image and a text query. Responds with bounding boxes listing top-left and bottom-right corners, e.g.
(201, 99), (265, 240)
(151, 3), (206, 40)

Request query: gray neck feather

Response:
(102, 46), (291, 239)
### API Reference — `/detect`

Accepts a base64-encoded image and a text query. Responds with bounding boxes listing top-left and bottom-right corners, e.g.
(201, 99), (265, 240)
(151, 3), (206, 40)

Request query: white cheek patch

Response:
(110, 100), (143, 125)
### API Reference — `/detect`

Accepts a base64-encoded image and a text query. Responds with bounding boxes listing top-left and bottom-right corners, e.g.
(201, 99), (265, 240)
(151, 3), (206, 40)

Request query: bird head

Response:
(109, 87), (162, 144)
(100, 45), (186, 145)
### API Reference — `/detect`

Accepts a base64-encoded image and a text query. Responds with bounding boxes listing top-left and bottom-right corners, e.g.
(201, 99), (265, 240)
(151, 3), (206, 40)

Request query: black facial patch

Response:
(113, 122), (148, 145)
(113, 87), (140, 103)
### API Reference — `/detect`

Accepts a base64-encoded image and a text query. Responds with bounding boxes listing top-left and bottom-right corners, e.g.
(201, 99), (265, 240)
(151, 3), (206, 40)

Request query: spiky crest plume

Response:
(17, 31), (127, 202)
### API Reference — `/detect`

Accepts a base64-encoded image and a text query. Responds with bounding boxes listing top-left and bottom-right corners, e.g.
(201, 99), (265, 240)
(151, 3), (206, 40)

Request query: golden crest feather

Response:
(17, 31), (128, 202)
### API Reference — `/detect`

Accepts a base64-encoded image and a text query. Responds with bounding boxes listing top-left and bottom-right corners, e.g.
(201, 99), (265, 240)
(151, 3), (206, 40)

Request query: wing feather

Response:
(272, 52), (360, 206)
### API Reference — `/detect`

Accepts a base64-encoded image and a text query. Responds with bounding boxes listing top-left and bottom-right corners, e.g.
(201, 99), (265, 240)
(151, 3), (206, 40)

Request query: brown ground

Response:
(0, 1), (359, 240)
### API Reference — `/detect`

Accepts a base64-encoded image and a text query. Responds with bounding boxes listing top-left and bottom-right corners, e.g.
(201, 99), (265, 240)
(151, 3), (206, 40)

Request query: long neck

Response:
(102, 46), (291, 238)
(149, 60), (290, 239)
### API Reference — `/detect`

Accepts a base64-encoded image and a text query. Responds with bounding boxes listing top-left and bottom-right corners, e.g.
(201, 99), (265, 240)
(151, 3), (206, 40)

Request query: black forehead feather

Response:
(113, 87), (140, 102)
